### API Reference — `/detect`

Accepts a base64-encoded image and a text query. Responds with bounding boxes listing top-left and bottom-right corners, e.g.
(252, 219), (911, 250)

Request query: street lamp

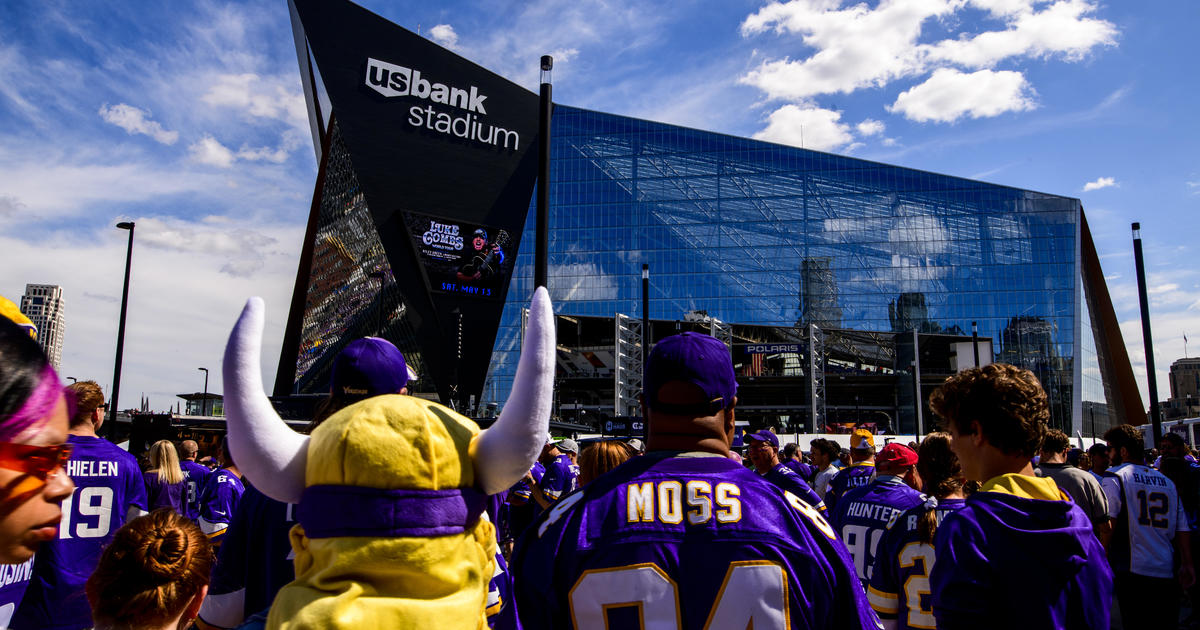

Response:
(198, 367), (209, 416)
(108, 221), (135, 436)
(66, 377), (77, 384)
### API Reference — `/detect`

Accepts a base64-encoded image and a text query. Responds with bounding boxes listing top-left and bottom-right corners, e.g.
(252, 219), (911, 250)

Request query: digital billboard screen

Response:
(405, 211), (514, 299)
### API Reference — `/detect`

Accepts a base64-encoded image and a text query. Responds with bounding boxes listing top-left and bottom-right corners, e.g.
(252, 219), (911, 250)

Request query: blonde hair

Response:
(86, 509), (213, 629)
(149, 440), (185, 485)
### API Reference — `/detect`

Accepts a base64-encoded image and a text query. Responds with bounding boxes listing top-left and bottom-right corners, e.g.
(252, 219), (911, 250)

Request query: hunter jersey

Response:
(1102, 462), (1190, 578)
(513, 453), (883, 630)
(181, 459), (211, 520)
(866, 498), (967, 630)
(830, 476), (925, 585)
(13, 435), (147, 630)
(825, 462), (875, 510)
(199, 468), (245, 545)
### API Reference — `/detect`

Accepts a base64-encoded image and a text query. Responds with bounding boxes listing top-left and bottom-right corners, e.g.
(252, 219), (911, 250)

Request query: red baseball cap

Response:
(877, 443), (918, 468)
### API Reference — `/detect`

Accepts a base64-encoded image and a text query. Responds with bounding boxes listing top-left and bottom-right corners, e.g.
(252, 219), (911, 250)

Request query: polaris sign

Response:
(365, 57), (519, 150)
(745, 343), (800, 354)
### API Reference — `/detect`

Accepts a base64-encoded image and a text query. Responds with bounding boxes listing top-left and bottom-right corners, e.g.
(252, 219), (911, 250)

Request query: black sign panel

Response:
(292, 0), (540, 403)
(405, 212), (514, 300)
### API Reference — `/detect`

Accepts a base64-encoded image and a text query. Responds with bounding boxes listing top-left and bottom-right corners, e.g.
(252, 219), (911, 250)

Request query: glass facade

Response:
(486, 106), (1084, 432)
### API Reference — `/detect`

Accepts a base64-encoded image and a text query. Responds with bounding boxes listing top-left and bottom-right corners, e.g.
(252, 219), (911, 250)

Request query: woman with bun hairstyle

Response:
(865, 433), (969, 630)
(144, 440), (187, 513)
(86, 508), (213, 629)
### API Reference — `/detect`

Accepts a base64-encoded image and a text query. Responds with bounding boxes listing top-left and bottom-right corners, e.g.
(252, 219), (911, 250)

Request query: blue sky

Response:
(0, 0), (1195, 411)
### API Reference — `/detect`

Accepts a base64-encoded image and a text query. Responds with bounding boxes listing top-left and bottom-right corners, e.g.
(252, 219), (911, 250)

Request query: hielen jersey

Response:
(866, 498), (967, 630)
(824, 462), (875, 511)
(764, 463), (826, 511)
(829, 476), (925, 585)
(1102, 462), (1190, 578)
(929, 474), (1112, 630)
(0, 555), (36, 628)
(540, 454), (578, 502)
(143, 470), (186, 513)
(12, 435), (148, 630)
(181, 459), (211, 521)
(199, 481), (296, 628)
(199, 468), (245, 545)
(512, 453), (884, 630)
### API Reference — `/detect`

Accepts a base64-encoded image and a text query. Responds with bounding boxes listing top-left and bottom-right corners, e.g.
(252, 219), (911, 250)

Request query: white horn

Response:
(223, 297), (308, 504)
(473, 287), (554, 495)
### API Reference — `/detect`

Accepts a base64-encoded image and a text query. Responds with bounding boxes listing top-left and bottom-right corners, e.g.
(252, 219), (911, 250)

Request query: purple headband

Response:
(0, 366), (62, 443)
(297, 485), (487, 539)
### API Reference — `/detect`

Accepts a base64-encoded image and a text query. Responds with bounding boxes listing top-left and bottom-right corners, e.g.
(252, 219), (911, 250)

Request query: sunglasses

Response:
(0, 442), (73, 480)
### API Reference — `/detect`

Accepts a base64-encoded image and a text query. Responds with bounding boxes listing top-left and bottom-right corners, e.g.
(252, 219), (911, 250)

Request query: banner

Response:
(406, 212), (514, 299)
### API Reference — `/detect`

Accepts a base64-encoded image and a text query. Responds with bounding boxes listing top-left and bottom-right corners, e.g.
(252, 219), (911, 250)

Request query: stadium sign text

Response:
(365, 57), (520, 150)
(745, 344), (800, 354)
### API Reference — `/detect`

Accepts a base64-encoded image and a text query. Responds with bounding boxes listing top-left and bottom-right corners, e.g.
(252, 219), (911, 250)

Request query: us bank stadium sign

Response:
(366, 57), (521, 150)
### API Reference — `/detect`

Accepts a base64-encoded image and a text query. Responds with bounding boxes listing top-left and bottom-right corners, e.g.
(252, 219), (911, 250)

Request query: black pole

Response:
(109, 222), (135, 437)
(198, 367), (209, 416)
(971, 321), (980, 367)
(1132, 222), (1163, 446)
(642, 264), (650, 358)
(535, 55), (553, 290)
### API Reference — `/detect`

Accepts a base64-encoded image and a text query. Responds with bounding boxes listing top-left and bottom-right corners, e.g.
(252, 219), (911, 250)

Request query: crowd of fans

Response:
(0, 291), (1196, 629)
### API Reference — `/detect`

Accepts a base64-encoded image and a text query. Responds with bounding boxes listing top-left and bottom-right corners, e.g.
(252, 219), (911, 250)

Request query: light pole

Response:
(535, 55), (553, 290)
(198, 367), (209, 416)
(108, 221), (135, 436)
(66, 377), (77, 384)
(1132, 222), (1163, 446)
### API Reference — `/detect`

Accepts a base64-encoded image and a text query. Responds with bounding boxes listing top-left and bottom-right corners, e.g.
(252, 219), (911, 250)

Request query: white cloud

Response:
(752, 104), (854, 151)
(98, 103), (179, 145)
(200, 73), (307, 130)
(856, 118), (885, 136)
(189, 135), (236, 168)
(429, 24), (459, 49)
(1083, 176), (1116, 191)
(888, 68), (1036, 123)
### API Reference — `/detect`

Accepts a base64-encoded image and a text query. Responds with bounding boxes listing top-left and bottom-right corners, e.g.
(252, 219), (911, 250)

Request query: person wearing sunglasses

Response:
(0, 317), (75, 627)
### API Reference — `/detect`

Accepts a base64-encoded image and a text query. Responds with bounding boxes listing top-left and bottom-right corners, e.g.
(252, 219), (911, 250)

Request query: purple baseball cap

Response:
(746, 429), (779, 448)
(644, 332), (737, 416)
(330, 337), (414, 397)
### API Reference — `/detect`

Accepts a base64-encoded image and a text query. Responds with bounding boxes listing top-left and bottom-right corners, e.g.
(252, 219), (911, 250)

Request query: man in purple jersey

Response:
(12, 381), (148, 630)
(179, 439), (211, 521)
(830, 443), (925, 586)
(825, 428), (876, 510)
(199, 438), (245, 549)
(513, 332), (882, 629)
(748, 429), (826, 511)
(927, 364), (1112, 629)
(781, 443), (816, 481)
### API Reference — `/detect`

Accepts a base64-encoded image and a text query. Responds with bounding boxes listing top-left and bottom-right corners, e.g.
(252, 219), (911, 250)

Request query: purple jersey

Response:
(513, 453), (883, 629)
(181, 459), (211, 520)
(199, 481), (296, 628)
(930, 477), (1113, 629)
(764, 462), (826, 511)
(143, 470), (186, 513)
(199, 468), (245, 545)
(785, 459), (817, 482)
(508, 461), (546, 537)
(824, 462), (875, 510)
(540, 454), (578, 502)
(867, 497), (966, 629)
(830, 476), (925, 585)
(0, 556), (36, 628)
(13, 435), (147, 630)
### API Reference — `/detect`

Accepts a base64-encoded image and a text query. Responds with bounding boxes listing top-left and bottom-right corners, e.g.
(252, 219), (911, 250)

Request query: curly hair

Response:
(916, 432), (966, 544)
(1041, 429), (1070, 455)
(1103, 424), (1144, 462)
(578, 440), (635, 486)
(86, 509), (213, 629)
(67, 380), (105, 428)
(928, 363), (1048, 458)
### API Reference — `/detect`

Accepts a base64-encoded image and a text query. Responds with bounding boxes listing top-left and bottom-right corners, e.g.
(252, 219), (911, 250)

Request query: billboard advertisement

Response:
(405, 212), (514, 299)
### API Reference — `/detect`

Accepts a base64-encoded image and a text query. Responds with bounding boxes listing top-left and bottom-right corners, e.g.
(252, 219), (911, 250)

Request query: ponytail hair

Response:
(915, 432), (965, 545)
(86, 509), (214, 629)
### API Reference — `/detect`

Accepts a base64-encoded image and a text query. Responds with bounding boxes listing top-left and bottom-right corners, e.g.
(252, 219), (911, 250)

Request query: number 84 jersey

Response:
(1101, 462), (1190, 578)
(512, 453), (883, 630)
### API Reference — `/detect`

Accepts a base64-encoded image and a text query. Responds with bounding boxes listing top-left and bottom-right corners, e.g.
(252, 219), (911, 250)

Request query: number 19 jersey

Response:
(12, 434), (148, 630)
(1102, 462), (1190, 578)
(513, 453), (882, 629)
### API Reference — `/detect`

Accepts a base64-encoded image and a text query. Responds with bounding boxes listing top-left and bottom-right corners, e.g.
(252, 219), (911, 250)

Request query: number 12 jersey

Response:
(1102, 462), (1190, 578)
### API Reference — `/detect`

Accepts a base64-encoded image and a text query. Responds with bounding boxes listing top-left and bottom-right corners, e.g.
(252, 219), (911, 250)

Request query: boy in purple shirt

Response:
(926, 364), (1112, 629)
(513, 332), (880, 629)
(179, 439), (211, 521)
(825, 428), (877, 510)
(199, 438), (245, 548)
(748, 429), (827, 511)
(830, 443), (925, 586)
(13, 381), (148, 630)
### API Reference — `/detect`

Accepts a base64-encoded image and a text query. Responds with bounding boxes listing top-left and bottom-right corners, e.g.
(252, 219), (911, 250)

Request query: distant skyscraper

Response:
(20, 284), (65, 370)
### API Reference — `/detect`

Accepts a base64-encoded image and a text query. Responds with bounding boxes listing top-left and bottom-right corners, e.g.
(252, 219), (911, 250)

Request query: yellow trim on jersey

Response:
(850, 461), (876, 468)
(980, 473), (1069, 501)
(867, 585), (900, 615)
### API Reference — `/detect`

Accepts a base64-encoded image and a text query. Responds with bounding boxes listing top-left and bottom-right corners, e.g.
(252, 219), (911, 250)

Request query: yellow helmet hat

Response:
(0, 295), (36, 338)
(221, 289), (555, 629)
